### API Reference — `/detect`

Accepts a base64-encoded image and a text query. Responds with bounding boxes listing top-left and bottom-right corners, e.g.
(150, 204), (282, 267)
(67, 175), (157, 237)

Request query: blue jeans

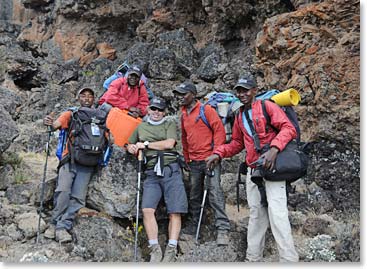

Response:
(51, 162), (94, 230)
(188, 160), (230, 231)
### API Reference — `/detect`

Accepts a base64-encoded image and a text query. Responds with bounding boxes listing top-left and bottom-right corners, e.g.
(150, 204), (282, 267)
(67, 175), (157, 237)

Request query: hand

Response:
(205, 154), (220, 171)
(128, 111), (140, 118)
(126, 144), (138, 155)
(135, 142), (146, 150)
(43, 114), (55, 126)
(261, 147), (279, 171)
(129, 107), (142, 116)
(184, 161), (191, 171)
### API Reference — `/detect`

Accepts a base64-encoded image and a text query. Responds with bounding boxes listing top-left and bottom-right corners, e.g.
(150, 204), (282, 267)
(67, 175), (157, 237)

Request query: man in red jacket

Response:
(99, 65), (149, 118)
(206, 77), (299, 262)
(173, 82), (230, 246)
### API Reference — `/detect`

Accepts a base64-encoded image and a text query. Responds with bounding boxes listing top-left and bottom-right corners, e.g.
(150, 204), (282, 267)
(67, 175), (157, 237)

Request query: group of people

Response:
(43, 64), (299, 263)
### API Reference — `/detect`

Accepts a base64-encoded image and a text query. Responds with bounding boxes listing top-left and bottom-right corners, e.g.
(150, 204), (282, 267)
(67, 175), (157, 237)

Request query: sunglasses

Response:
(150, 107), (165, 112)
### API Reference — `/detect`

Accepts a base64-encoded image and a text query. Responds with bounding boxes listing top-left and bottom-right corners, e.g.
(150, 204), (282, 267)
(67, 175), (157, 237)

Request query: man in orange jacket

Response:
(173, 82), (230, 246)
(43, 87), (103, 243)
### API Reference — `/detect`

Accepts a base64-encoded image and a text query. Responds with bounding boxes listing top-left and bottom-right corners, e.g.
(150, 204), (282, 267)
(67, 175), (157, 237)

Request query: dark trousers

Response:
(188, 160), (230, 231)
(51, 162), (94, 231)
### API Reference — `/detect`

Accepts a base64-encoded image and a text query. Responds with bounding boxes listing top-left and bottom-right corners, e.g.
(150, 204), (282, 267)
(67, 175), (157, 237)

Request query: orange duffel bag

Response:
(106, 108), (142, 147)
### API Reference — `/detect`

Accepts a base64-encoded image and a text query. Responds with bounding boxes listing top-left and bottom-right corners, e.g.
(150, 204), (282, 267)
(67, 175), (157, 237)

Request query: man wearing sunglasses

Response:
(127, 97), (188, 262)
(173, 82), (230, 246)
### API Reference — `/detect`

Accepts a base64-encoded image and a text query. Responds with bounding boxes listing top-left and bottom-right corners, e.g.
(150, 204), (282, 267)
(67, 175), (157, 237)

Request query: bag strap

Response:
(195, 104), (211, 130)
(244, 109), (261, 153)
(261, 100), (301, 144)
(261, 100), (273, 133)
(195, 104), (215, 149)
(67, 110), (79, 172)
(144, 150), (180, 167)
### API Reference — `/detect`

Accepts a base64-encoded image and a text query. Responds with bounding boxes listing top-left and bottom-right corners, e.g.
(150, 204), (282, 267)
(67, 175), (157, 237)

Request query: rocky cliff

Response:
(0, 0), (359, 263)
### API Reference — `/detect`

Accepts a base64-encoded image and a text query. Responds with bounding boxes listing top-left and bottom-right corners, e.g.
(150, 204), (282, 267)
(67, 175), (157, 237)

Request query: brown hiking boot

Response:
(162, 245), (177, 262)
(44, 224), (56, 239)
(149, 244), (162, 262)
(216, 230), (229, 246)
(55, 229), (72, 243)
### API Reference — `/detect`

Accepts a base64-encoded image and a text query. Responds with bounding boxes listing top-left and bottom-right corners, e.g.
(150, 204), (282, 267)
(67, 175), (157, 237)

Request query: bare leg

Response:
(168, 213), (181, 241)
(143, 208), (158, 240)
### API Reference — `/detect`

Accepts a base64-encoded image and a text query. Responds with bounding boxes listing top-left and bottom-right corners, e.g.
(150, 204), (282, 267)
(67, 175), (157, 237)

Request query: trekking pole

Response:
(36, 125), (52, 244)
(134, 149), (144, 262)
(195, 168), (213, 243)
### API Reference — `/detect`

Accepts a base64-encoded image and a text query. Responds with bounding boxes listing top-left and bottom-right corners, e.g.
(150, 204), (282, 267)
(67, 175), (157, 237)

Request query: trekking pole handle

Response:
(137, 149), (143, 161)
(206, 168), (214, 177)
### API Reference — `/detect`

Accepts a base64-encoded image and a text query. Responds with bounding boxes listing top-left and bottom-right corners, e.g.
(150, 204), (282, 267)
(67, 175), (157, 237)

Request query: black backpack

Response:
(66, 107), (109, 167)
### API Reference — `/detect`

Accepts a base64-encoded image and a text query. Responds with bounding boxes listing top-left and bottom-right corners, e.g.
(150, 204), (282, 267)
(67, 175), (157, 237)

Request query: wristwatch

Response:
(143, 141), (150, 149)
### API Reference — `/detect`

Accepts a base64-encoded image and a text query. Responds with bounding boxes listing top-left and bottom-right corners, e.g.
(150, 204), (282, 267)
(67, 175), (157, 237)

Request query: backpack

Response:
(57, 107), (112, 167)
(196, 91), (243, 143)
(245, 88), (309, 182)
(102, 61), (154, 100)
(243, 89), (308, 206)
(255, 89), (301, 143)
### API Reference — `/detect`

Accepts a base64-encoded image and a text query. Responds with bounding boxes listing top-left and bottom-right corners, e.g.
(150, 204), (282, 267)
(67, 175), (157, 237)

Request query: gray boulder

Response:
(0, 105), (19, 153)
(73, 215), (136, 262)
(87, 147), (138, 218)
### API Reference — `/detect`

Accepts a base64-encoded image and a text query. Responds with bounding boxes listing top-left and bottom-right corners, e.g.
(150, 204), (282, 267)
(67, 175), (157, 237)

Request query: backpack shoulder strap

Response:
(195, 104), (211, 130)
(261, 100), (272, 133)
(243, 108), (261, 152)
(64, 107), (78, 135)
(262, 100), (301, 144)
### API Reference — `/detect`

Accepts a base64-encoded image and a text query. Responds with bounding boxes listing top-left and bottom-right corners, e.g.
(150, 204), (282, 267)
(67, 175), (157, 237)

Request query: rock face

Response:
(73, 214), (135, 262)
(87, 147), (138, 218)
(255, 0), (360, 150)
(0, 0), (360, 263)
(0, 105), (19, 153)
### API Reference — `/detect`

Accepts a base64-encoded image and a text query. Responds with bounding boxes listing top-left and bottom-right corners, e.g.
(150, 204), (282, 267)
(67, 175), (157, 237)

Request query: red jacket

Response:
(181, 101), (226, 162)
(213, 100), (296, 168)
(98, 77), (149, 116)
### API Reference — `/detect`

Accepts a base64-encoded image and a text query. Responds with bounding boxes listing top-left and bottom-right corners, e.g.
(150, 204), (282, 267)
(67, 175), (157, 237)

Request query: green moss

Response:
(0, 152), (23, 168)
(14, 170), (27, 185)
(82, 70), (95, 77)
(0, 152), (28, 185)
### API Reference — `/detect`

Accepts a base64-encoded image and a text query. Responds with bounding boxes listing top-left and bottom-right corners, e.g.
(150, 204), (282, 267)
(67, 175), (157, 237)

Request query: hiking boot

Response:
(44, 224), (56, 239)
(55, 229), (72, 243)
(162, 245), (177, 262)
(216, 230), (229, 246)
(149, 244), (162, 262)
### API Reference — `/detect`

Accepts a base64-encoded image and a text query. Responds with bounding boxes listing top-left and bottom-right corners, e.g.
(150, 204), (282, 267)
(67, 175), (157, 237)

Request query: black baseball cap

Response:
(173, 82), (197, 95)
(234, 78), (257, 90)
(149, 97), (167, 110)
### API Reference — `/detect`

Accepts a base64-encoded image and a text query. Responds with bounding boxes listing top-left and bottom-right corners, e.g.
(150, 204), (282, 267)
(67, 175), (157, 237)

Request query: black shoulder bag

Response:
(244, 109), (308, 182)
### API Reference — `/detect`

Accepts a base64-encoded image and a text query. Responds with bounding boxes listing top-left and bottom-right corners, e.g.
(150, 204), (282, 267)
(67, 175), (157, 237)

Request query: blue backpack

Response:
(55, 107), (113, 167)
(255, 89), (301, 143)
(195, 92), (242, 143)
(103, 62), (154, 100)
